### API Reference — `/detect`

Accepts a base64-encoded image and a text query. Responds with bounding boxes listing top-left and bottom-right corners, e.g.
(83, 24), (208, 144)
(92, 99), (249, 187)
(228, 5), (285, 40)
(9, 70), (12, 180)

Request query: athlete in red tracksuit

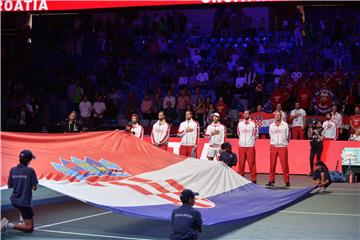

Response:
(177, 111), (200, 157)
(151, 111), (170, 150)
(267, 111), (290, 187)
(237, 110), (258, 183)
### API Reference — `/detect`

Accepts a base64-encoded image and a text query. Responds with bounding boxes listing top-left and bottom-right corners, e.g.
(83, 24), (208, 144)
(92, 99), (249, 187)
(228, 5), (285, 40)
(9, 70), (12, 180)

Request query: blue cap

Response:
(180, 189), (199, 202)
(19, 150), (36, 161)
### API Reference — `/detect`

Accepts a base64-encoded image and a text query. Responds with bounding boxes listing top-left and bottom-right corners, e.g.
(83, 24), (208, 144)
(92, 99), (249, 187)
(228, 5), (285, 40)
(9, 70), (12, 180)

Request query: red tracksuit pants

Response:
(179, 145), (196, 158)
(292, 126), (305, 139)
(238, 147), (257, 182)
(157, 144), (168, 151)
(269, 146), (290, 183)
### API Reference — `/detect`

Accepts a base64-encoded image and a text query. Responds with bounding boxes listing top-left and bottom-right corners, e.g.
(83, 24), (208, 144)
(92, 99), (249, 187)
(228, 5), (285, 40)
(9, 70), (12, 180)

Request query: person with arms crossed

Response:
(151, 111), (170, 150)
(267, 111), (290, 187)
(290, 102), (306, 139)
(322, 113), (337, 140)
(177, 111), (199, 157)
(2, 150), (38, 234)
(204, 113), (226, 160)
(237, 110), (258, 183)
(170, 189), (202, 240)
(129, 114), (144, 139)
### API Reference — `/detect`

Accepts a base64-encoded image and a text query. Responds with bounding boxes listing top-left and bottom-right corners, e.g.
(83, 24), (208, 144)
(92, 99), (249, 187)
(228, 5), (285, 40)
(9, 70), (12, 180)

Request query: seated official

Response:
(219, 142), (238, 167)
(63, 111), (82, 133)
(312, 161), (332, 191)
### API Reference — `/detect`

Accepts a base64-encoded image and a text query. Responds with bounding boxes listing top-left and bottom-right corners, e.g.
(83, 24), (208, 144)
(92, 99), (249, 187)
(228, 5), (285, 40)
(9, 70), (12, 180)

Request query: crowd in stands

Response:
(2, 7), (360, 140)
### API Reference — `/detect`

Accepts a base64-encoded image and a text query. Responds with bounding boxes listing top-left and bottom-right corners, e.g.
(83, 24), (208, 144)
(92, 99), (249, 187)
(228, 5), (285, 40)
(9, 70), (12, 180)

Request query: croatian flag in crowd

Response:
(1, 131), (313, 225)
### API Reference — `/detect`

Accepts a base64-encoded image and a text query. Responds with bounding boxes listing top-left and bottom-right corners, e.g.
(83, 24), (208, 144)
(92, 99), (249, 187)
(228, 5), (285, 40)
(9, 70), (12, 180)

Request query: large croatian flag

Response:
(1, 131), (313, 225)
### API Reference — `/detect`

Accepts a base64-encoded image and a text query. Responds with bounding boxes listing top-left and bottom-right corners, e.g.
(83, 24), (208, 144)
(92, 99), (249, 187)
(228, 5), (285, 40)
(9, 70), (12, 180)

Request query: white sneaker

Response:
(1, 218), (9, 234)
(319, 187), (325, 193)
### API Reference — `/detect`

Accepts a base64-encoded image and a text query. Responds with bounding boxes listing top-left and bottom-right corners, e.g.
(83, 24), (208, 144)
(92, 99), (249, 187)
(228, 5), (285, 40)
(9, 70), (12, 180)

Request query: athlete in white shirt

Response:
(290, 102), (306, 139)
(237, 110), (258, 183)
(273, 103), (287, 122)
(330, 105), (343, 137)
(79, 96), (92, 127)
(267, 111), (290, 187)
(322, 113), (337, 140)
(204, 113), (226, 160)
(130, 114), (144, 139)
(177, 111), (199, 157)
(151, 111), (170, 150)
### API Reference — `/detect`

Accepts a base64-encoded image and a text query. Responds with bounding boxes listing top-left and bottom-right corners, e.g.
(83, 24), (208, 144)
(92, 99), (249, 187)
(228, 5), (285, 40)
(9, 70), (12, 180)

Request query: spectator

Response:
(196, 67), (209, 86)
(25, 97), (40, 130)
(322, 113), (337, 140)
(79, 96), (92, 128)
(126, 92), (137, 119)
(345, 87), (357, 115)
(235, 70), (246, 89)
(274, 103), (287, 122)
(253, 76), (264, 107)
(245, 66), (257, 87)
(191, 87), (203, 107)
(297, 83), (313, 112)
(290, 66), (302, 83)
(73, 83), (84, 107)
(293, 20), (303, 47)
(178, 70), (189, 87)
(204, 103), (215, 128)
(271, 87), (285, 109)
(93, 96), (106, 128)
(16, 105), (26, 127)
(273, 64), (286, 86)
(330, 105), (343, 137)
(349, 106), (360, 134)
(152, 92), (163, 117)
(290, 102), (307, 139)
(164, 101), (177, 124)
(177, 90), (190, 122)
(216, 97), (228, 121)
(191, 49), (202, 65)
(141, 92), (154, 120)
(349, 128), (360, 141)
(163, 89), (176, 110)
(193, 96), (205, 127)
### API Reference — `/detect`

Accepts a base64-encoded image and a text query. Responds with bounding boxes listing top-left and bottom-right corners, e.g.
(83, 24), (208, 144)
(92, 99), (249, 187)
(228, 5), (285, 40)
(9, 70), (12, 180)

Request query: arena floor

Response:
(1, 174), (359, 240)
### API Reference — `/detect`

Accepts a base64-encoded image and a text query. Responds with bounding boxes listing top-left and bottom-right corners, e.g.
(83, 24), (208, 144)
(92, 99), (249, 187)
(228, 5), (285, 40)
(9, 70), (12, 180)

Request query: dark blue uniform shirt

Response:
(219, 151), (238, 167)
(8, 164), (38, 207)
(170, 204), (203, 240)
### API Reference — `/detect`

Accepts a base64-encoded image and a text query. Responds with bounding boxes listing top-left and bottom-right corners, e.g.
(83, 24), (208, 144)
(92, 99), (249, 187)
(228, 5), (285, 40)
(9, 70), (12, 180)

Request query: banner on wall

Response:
(1, 131), (314, 225)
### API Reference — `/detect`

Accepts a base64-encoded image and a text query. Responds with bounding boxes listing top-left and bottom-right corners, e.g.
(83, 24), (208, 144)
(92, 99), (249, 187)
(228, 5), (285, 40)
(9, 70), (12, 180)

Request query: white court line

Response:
(36, 229), (156, 240)
(320, 192), (360, 196)
(288, 186), (360, 191)
(35, 211), (112, 229)
(280, 210), (360, 217)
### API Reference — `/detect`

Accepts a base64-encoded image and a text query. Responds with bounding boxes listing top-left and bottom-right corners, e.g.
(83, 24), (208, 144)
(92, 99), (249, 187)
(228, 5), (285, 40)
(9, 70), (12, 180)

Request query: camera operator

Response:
(309, 120), (324, 176)
(219, 142), (237, 168)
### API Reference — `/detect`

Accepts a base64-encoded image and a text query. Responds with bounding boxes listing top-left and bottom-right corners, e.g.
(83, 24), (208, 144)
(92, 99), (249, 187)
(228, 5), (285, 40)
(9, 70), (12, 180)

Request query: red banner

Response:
(144, 137), (359, 175)
(0, 0), (288, 12)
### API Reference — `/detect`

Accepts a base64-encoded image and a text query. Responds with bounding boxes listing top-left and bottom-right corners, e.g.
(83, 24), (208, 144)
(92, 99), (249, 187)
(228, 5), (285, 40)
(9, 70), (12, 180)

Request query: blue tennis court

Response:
(2, 175), (359, 240)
